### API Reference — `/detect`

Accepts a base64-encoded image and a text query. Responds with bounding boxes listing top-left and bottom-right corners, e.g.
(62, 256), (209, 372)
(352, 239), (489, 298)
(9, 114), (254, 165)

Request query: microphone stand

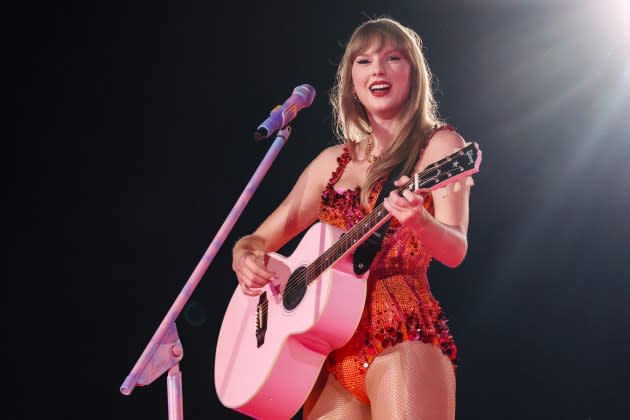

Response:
(120, 126), (293, 419)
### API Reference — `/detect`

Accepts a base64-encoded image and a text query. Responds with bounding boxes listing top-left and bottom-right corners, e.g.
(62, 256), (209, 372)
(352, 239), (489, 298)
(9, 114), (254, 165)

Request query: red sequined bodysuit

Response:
(319, 127), (458, 405)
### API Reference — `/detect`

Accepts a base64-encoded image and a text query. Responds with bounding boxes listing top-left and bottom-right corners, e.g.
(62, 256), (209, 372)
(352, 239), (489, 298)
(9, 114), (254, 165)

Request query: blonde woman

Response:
(232, 17), (470, 419)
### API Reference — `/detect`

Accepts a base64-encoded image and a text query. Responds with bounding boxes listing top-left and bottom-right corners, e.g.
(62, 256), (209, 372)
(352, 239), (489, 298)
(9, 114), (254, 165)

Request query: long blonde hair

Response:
(330, 17), (443, 206)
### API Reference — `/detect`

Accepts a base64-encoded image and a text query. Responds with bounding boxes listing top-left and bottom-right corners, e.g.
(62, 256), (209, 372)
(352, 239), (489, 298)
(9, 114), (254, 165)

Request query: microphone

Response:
(253, 84), (316, 141)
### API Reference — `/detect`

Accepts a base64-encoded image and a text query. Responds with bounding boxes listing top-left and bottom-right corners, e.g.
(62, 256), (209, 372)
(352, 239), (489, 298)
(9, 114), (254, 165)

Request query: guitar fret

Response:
(303, 142), (480, 284)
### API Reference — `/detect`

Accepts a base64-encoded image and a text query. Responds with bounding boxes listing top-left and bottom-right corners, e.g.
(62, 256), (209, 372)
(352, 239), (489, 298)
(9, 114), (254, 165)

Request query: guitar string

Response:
(259, 146), (478, 311)
(262, 168), (469, 311)
(260, 146), (478, 311)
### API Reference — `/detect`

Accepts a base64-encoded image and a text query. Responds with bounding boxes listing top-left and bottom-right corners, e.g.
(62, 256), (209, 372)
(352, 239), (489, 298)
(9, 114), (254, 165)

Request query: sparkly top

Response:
(320, 125), (458, 405)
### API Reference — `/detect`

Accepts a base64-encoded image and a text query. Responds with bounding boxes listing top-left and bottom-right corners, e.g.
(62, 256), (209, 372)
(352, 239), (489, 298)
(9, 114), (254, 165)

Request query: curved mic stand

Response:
(120, 126), (293, 420)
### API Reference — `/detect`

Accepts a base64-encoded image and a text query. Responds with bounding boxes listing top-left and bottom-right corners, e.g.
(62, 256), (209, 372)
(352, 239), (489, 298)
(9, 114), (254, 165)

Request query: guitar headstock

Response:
(407, 142), (482, 195)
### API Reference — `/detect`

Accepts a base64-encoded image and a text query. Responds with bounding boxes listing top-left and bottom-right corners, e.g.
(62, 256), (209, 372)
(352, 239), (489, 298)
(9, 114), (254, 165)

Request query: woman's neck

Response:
(368, 117), (398, 156)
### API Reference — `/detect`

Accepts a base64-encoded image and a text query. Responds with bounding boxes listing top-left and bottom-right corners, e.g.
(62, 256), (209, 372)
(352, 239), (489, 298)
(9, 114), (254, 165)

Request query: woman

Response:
(232, 17), (470, 419)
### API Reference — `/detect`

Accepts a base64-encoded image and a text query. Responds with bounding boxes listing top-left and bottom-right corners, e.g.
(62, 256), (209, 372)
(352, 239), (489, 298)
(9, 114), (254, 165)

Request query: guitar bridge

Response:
(256, 291), (268, 348)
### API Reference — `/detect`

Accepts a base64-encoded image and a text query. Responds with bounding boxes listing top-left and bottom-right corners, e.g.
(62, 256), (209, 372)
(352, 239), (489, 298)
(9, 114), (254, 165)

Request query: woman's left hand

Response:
(383, 176), (432, 230)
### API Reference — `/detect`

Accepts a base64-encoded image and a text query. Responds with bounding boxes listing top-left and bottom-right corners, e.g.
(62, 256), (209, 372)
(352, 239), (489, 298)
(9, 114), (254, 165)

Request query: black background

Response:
(13, 1), (630, 419)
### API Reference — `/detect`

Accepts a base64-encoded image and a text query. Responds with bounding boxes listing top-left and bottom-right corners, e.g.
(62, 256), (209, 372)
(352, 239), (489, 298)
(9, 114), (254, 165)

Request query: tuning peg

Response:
(438, 186), (448, 198)
(465, 176), (475, 186)
(453, 181), (461, 192)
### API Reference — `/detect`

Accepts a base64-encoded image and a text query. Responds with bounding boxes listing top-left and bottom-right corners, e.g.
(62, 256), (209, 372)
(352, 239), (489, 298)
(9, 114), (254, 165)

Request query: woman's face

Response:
(351, 42), (412, 121)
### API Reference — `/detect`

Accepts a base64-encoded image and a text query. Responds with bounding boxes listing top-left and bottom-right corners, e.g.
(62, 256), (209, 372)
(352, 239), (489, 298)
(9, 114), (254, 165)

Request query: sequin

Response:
(319, 126), (457, 405)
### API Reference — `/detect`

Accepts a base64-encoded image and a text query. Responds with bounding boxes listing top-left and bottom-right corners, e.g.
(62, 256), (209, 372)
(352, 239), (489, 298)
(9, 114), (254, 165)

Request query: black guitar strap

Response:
(352, 159), (408, 275)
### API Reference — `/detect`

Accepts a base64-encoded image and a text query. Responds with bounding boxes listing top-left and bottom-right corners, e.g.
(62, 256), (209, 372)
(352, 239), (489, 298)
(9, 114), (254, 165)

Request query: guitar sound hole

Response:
(283, 266), (307, 311)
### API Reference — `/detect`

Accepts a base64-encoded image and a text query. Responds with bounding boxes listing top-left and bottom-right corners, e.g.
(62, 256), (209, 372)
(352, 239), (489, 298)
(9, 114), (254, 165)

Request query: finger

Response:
(241, 265), (270, 288)
(413, 188), (426, 197)
(388, 190), (410, 207)
(384, 198), (410, 224)
(240, 282), (262, 296)
(383, 197), (393, 214)
(401, 189), (422, 206)
(384, 196), (405, 215)
(245, 256), (275, 280)
(393, 175), (410, 187)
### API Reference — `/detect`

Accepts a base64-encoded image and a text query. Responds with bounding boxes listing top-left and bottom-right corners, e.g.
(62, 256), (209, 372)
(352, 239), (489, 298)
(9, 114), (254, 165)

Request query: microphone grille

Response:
(294, 84), (316, 107)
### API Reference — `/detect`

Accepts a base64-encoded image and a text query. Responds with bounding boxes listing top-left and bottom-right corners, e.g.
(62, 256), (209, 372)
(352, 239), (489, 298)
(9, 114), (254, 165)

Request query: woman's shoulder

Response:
(317, 143), (349, 160)
(309, 143), (351, 167)
(419, 126), (467, 168)
(302, 143), (349, 181)
(426, 126), (465, 152)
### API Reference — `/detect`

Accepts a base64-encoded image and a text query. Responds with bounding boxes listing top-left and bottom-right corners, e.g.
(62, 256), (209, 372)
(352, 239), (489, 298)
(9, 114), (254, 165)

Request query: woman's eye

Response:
(356, 59), (370, 64)
(388, 55), (401, 61)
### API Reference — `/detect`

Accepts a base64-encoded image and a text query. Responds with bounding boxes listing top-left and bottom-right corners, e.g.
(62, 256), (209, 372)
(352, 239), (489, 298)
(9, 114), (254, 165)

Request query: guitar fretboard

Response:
(302, 142), (480, 284)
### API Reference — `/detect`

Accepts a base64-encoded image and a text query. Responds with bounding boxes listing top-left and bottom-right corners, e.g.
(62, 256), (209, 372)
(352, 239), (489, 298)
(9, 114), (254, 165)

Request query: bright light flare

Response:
(591, 0), (630, 48)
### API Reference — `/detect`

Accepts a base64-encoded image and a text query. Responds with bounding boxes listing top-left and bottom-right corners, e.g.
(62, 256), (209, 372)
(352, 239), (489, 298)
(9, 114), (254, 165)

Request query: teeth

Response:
(370, 84), (390, 91)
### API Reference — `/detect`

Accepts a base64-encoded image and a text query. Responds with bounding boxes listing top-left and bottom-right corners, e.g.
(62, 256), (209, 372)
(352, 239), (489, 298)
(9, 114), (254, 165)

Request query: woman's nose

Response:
(371, 59), (385, 76)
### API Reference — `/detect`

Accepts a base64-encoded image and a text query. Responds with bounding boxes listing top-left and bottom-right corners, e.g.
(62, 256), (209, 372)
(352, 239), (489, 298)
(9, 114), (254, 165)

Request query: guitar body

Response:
(214, 222), (369, 420)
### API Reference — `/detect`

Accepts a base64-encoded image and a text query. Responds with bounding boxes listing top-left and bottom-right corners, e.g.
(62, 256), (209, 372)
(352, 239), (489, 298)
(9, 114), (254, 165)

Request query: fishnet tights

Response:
(303, 341), (455, 420)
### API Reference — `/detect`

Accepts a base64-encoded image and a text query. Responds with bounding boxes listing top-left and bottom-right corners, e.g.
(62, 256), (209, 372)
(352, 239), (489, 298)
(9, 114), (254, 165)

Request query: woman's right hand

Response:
(228, 146), (336, 297)
(232, 249), (276, 296)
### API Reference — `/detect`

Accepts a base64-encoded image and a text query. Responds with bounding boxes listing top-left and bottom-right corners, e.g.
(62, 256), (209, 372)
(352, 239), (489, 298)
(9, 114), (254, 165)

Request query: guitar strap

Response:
(352, 159), (408, 275)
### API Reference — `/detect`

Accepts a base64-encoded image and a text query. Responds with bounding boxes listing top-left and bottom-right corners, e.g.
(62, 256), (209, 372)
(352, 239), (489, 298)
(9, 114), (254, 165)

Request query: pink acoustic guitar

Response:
(215, 142), (482, 419)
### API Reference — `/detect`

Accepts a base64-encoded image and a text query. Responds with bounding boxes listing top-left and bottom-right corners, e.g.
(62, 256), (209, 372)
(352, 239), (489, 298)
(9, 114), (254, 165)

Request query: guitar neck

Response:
(305, 203), (391, 284)
(303, 141), (482, 284)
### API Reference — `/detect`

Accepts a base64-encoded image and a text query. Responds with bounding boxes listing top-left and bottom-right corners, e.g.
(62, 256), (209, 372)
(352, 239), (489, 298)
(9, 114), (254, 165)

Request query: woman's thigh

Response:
(303, 367), (371, 420)
(365, 341), (456, 420)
